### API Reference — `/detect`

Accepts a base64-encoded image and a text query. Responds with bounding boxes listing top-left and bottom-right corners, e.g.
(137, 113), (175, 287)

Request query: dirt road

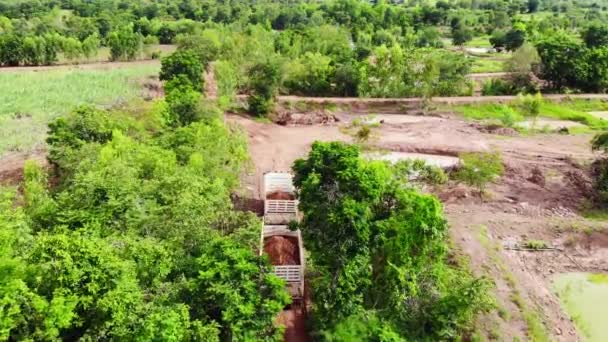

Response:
(231, 109), (607, 341)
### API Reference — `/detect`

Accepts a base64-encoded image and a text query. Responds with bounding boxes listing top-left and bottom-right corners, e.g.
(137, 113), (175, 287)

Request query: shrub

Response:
(523, 239), (549, 249)
(590, 158), (608, 206)
(481, 79), (517, 96)
(392, 159), (448, 186)
(456, 152), (504, 199)
(518, 93), (542, 128)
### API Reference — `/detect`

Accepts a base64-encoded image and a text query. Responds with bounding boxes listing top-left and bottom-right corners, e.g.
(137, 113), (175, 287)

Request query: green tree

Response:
(535, 33), (585, 90)
(452, 26), (473, 46)
(61, 37), (82, 62)
(21, 36), (46, 65)
(293, 142), (491, 338)
(213, 60), (238, 105)
(247, 58), (281, 117)
(505, 28), (526, 51)
(284, 52), (334, 96)
(164, 77), (205, 126)
(81, 33), (100, 60)
(107, 25), (143, 61)
(0, 33), (23, 66)
(490, 30), (507, 51)
(160, 49), (204, 91)
(583, 23), (608, 48)
(518, 92), (543, 128)
(175, 30), (221, 69)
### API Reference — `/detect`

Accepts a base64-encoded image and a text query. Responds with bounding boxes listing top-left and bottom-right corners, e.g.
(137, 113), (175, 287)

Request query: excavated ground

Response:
(228, 108), (608, 341)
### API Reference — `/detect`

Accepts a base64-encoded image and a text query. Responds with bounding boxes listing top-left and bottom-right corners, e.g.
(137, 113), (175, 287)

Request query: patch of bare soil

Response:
(227, 114), (349, 199)
(277, 307), (311, 342)
(377, 117), (490, 155)
(141, 76), (164, 100)
(273, 110), (339, 126)
(0, 150), (47, 185)
(264, 236), (300, 265)
(204, 67), (217, 98)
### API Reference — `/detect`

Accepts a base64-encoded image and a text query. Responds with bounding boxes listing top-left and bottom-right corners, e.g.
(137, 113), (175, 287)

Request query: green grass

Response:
(471, 58), (505, 73)
(466, 36), (492, 48)
(0, 63), (160, 155)
(454, 100), (608, 130)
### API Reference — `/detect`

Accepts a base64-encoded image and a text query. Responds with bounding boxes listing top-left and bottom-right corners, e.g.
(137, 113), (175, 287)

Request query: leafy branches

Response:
(292, 142), (492, 339)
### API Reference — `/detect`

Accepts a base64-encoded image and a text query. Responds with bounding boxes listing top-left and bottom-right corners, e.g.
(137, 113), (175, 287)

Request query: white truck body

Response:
(263, 172), (298, 225)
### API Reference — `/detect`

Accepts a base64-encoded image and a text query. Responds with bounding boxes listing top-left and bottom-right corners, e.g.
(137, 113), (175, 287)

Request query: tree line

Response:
(2, 0), (608, 95)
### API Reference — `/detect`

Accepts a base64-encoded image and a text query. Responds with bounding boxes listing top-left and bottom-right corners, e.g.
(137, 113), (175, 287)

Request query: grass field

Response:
(471, 58), (505, 73)
(466, 36), (492, 48)
(0, 63), (160, 156)
(454, 99), (608, 130)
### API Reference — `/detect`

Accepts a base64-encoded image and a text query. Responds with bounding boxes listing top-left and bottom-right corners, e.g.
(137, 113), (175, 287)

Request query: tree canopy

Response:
(292, 142), (492, 340)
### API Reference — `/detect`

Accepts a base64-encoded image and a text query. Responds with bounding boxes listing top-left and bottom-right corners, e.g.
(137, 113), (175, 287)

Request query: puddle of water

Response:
(516, 119), (585, 129)
(365, 152), (460, 168)
(357, 114), (441, 125)
(588, 111), (608, 120)
(552, 272), (608, 342)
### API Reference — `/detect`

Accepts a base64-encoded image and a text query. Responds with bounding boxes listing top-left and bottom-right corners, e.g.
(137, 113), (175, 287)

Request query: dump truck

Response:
(263, 172), (298, 225)
(260, 172), (304, 302)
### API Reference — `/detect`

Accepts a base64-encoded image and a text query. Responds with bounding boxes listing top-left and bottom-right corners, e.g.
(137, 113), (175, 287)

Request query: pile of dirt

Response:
(473, 123), (519, 136)
(266, 191), (295, 200)
(274, 110), (338, 126)
(264, 236), (300, 265)
(527, 166), (546, 187)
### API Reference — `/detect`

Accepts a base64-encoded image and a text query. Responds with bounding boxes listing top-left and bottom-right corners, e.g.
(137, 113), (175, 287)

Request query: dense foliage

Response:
(4, 0), (607, 94)
(292, 142), (492, 340)
(0, 65), (290, 340)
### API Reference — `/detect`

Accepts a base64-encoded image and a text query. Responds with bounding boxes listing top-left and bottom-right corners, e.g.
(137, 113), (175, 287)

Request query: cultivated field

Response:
(0, 61), (160, 156)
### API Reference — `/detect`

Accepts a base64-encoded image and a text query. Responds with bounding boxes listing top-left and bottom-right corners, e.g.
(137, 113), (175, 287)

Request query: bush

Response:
(248, 59), (281, 117)
(160, 49), (204, 91)
(392, 159), (448, 186)
(481, 79), (517, 96)
(518, 93), (542, 127)
(523, 239), (549, 249)
(456, 152), (504, 198)
(107, 25), (143, 61)
(591, 158), (608, 205)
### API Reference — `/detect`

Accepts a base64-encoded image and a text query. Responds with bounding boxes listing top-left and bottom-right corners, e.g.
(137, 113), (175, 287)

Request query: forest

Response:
(1, 0), (608, 98)
(2, 0), (608, 341)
